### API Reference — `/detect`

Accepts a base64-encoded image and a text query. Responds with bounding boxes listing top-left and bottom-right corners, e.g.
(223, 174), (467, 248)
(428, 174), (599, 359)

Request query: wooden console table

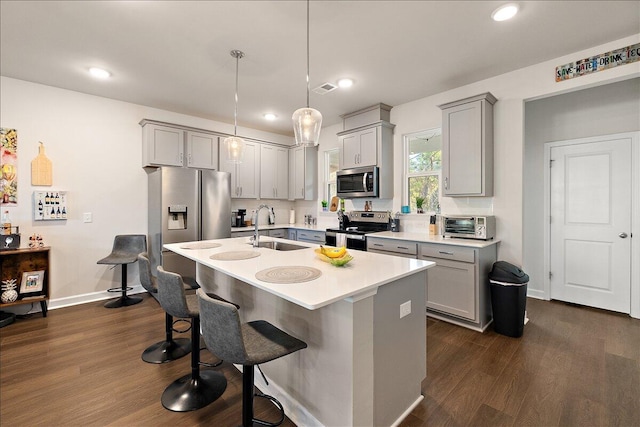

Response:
(0, 247), (50, 317)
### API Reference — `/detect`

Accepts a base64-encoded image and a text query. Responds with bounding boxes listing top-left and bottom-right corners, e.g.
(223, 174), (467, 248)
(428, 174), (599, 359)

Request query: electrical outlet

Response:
(83, 212), (92, 223)
(400, 300), (411, 318)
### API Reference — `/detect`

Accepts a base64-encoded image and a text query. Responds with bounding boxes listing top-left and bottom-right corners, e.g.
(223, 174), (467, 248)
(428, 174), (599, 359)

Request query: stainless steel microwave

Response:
(443, 215), (495, 240)
(336, 166), (379, 198)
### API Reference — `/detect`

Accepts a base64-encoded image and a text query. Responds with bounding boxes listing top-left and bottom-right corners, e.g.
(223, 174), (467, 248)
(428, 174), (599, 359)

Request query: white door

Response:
(549, 135), (632, 313)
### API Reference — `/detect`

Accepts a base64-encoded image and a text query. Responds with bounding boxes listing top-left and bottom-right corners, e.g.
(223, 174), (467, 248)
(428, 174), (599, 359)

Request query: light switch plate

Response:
(400, 300), (411, 318)
(83, 212), (92, 223)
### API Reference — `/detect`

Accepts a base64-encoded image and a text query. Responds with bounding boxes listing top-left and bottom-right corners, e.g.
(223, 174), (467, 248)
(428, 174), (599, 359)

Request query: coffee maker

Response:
(235, 209), (247, 227)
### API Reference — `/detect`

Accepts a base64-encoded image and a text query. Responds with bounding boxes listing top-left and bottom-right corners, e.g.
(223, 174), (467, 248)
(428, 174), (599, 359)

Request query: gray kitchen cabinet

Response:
(231, 230), (267, 237)
(366, 237), (417, 258)
(439, 92), (496, 197)
(295, 230), (325, 244)
(337, 121), (395, 199)
(288, 229), (297, 240)
(141, 120), (219, 169)
(419, 242), (496, 332)
(220, 141), (259, 199)
(267, 229), (287, 238)
(289, 146), (318, 200)
(186, 131), (219, 169)
(141, 122), (184, 167)
(260, 145), (288, 199)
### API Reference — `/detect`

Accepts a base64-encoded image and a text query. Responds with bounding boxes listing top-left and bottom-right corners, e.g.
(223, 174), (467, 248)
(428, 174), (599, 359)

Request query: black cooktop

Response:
(327, 211), (391, 234)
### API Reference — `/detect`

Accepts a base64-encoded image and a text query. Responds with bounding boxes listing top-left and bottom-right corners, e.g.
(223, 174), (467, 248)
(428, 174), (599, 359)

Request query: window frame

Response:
(403, 128), (442, 213)
(324, 148), (339, 203)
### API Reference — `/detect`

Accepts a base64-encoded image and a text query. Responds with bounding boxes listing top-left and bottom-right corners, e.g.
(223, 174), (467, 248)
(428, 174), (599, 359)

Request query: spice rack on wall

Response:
(33, 191), (68, 221)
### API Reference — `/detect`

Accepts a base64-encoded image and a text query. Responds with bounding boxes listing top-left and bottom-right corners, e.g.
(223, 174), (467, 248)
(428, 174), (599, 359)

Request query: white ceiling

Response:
(1, 1), (639, 136)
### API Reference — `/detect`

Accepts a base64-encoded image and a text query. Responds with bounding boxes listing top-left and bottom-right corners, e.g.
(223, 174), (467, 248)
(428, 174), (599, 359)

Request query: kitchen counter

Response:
(371, 230), (500, 248)
(164, 236), (433, 426)
(164, 236), (432, 310)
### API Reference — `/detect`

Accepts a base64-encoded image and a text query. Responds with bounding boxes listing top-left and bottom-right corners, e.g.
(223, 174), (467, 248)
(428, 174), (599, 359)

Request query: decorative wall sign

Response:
(556, 43), (640, 82)
(31, 142), (53, 186)
(0, 128), (18, 206)
(20, 270), (44, 294)
(33, 191), (67, 221)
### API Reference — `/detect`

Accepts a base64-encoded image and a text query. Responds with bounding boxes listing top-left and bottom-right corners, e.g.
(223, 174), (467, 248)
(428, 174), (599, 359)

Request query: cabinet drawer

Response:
(419, 244), (475, 263)
(367, 239), (417, 255)
(296, 231), (325, 243)
(268, 229), (286, 238)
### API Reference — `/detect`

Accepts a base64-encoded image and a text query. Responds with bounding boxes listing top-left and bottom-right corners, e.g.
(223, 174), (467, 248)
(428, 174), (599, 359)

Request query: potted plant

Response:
(415, 196), (425, 214)
(321, 200), (328, 211)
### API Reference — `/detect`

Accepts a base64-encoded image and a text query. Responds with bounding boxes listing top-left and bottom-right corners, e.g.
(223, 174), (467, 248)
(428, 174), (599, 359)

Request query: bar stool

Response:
(137, 253), (191, 364)
(97, 234), (147, 308)
(197, 289), (307, 427)
(156, 266), (227, 412)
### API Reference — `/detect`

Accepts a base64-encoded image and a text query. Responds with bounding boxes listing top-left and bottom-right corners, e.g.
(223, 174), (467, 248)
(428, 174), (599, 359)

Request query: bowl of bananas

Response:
(314, 246), (353, 267)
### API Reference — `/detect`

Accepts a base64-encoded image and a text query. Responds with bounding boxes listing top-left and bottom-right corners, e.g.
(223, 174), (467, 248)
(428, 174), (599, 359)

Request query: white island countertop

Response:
(164, 236), (433, 310)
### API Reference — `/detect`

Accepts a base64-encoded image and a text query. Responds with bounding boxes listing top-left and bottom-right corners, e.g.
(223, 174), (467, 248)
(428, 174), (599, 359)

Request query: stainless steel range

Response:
(326, 211), (391, 251)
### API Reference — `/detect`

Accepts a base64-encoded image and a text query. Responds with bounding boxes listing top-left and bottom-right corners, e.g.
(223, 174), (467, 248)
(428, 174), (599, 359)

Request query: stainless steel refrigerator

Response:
(147, 167), (231, 287)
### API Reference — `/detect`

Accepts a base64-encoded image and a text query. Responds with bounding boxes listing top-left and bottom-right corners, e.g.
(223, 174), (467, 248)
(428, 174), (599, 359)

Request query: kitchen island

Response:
(164, 237), (434, 427)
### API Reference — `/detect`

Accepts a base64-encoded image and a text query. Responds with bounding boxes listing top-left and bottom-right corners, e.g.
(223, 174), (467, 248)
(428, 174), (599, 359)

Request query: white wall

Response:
(0, 76), (292, 311)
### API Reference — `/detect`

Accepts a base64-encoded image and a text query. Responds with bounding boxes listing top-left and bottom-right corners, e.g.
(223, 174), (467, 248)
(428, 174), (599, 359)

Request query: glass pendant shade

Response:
(292, 107), (322, 147)
(223, 135), (245, 164)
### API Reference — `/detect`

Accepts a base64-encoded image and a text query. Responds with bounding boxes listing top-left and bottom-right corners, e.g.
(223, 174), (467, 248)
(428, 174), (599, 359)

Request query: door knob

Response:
(619, 232), (628, 238)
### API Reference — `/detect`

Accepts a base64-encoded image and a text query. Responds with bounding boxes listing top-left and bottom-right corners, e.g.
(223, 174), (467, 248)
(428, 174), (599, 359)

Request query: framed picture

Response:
(20, 270), (44, 294)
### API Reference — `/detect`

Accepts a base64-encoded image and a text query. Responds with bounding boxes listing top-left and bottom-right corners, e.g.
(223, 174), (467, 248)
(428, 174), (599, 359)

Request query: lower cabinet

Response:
(267, 229), (286, 238)
(418, 242), (496, 332)
(295, 230), (325, 244)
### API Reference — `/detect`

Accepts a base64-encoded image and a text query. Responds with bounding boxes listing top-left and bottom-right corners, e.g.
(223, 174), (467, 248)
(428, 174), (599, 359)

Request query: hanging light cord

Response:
(306, 0), (310, 108)
(231, 49), (244, 136)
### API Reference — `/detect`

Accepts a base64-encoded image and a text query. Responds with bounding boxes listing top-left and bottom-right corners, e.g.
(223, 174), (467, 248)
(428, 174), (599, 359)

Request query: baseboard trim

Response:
(25, 286), (147, 313)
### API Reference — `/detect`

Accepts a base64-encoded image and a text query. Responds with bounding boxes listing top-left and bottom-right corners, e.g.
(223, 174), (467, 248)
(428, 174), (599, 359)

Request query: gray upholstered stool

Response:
(97, 234), (147, 308)
(156, 266), (227, 412)
(197, 289), (307, 427)
(137, 253), (191, 364)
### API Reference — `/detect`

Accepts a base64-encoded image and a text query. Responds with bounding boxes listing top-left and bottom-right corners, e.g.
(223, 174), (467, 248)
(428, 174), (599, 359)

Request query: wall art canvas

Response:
(1, 128), (18, 206)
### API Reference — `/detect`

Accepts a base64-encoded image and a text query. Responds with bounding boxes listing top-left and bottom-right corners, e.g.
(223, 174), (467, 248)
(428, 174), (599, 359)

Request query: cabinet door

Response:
(236, 141), (259, 199)
(357, 127), (377, 167)
(422, 256), (476, 321)
(275, 147), (289, 199)
(218, 151), (239, 197)
(186, 131), (219, 170)
(260, 145), (277, 198)
(340, 132), (361, 169)
(143, 124), (184, 166)
(292, 146), (305, 199)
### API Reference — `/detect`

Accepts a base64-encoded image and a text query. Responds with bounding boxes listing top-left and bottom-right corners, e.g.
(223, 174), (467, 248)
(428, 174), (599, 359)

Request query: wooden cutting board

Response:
(329, 196), (339, 212)
(31, 142), (52, 186)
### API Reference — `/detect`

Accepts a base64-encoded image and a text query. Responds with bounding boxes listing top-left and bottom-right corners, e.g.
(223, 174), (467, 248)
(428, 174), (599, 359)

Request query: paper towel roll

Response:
(289, 209), (295, 224)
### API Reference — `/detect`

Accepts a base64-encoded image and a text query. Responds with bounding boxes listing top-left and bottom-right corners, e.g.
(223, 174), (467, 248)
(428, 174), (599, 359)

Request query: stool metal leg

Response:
(104, 264), (142, 308)
(161, 317), (227, 412)
(141, 313), (191, 364)
(242, 365), (254, 427)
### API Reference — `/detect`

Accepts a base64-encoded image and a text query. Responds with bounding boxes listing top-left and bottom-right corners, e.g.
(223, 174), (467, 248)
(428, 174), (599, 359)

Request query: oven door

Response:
(325, 231), (367, 251)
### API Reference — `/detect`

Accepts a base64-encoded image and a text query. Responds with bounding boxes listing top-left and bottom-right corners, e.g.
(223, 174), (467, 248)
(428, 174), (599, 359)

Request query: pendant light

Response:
(292, 0), (322, 147)
(224, 50), (245, 163)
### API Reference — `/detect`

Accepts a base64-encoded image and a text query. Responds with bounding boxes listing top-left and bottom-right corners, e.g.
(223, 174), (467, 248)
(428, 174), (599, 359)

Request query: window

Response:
(325, 148), (339, 201)
(404, 128), (442, 212)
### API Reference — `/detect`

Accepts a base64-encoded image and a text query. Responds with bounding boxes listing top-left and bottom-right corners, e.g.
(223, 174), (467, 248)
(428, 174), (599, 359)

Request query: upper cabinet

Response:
(439, 92), (496, 197)
(260, 145), (289, 199)
(220, 140), (260, 199)
(141, 120), (219, 170)
(339, 126), (377, 169)
(289, 145), (318, 200)
(186, 131), (219, 169)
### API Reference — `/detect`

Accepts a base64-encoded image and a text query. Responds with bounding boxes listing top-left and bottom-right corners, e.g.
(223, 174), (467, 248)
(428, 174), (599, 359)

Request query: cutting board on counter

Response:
(329, 196), (339, 212)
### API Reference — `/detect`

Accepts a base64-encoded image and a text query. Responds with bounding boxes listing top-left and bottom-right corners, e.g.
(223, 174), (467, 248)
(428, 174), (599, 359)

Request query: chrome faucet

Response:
(252, 204), (271, 247)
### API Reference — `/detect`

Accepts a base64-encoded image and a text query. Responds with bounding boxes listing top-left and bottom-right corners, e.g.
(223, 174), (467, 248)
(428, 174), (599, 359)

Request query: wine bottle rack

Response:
(33, 191), (68, 221)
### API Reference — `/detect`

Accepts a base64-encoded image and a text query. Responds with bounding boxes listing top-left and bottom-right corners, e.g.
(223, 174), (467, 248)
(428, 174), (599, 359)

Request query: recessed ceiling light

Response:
(491, 3), (519, 21)
(337, 78), (354, 88)
(89, 67), (111, 79)
(263, 113), (277, 121)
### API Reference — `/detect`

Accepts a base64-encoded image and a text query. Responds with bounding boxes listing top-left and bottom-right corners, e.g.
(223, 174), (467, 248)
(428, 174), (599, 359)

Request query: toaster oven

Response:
(443, 215), (495, 240)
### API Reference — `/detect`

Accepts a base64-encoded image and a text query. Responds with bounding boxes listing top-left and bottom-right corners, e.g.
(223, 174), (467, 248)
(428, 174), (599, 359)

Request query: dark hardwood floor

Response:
(1, 296), (638, 426)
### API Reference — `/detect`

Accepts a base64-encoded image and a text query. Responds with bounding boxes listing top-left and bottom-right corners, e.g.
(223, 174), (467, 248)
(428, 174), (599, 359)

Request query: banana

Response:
(320, 245), (347, 259)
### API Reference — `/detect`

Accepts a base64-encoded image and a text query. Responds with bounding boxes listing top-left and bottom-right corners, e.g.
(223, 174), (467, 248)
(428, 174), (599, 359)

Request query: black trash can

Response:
(489, 261), (529, 337)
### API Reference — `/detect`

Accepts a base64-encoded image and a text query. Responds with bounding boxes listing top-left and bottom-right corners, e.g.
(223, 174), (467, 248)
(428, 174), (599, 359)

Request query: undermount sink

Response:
(248, 241), (308, 251)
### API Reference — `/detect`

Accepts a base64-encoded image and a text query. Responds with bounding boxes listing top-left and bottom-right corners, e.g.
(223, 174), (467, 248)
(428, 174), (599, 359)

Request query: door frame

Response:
(543, 131), (640, 319)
